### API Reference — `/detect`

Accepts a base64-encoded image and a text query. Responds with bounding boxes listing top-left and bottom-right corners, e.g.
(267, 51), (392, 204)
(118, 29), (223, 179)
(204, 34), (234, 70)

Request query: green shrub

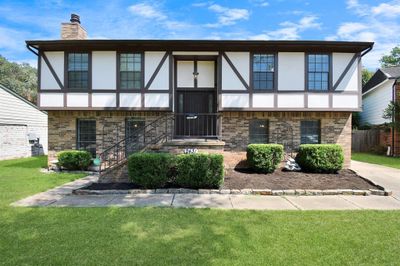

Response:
(174, 154), (224, 189)
(295, 144), (344, 173)
(127, 153), (175, 189)
(57, 150), (92, 170)
(246, 144), (284, 173)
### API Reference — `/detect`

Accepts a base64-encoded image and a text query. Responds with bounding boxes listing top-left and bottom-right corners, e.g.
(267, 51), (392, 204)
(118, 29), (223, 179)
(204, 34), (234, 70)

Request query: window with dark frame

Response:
(307, 54), (330, 91)
(67, 53), (89, 89)
(119, 53), (142, 90)
(77, 119), (96, 157)
(249, 120), (269, 143)
(253, 54), (275, 90)
(300, 120), (321, 144)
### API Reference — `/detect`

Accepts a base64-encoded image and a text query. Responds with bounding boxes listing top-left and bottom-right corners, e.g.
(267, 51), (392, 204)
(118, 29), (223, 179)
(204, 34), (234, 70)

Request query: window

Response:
(307, 54), (330, 91)
(68, 53), (89, 89)
(249, 120), (269, 143)
(253, 54), (275, 90)
(119, 53), (142, 90)
(300, 120), (320, 144)
(77, 119), (96, 157)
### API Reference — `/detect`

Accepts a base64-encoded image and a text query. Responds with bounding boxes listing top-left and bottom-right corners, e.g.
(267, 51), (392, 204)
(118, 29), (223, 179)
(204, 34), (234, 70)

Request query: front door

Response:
(175, 58), (217, 138)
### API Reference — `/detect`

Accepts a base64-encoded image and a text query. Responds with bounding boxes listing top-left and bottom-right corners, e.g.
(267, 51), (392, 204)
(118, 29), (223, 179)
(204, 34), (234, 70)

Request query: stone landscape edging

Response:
(73, 188), (392, 196)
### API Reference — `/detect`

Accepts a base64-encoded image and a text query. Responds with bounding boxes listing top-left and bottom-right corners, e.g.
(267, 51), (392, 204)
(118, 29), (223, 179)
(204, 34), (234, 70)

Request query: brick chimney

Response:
(61, 14), (87, 40)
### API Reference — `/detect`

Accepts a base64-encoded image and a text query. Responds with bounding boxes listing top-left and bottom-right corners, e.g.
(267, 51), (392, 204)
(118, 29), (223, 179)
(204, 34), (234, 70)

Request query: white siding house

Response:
(0, 85), (48, 160)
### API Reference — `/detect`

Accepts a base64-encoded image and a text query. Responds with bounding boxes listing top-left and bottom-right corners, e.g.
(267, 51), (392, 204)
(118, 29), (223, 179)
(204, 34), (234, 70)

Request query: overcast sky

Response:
(0, 0), (399, 69)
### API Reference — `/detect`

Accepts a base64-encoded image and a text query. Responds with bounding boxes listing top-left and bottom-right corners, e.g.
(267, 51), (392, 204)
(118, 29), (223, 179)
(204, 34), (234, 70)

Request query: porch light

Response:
(193, 71), (199, 80)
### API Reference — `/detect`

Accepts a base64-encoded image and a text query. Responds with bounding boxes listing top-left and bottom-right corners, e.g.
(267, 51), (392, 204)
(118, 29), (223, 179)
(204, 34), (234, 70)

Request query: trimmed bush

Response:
(246, 144), (284, 173)
(295, 144), (344, 173)
(174, 154), (224, 189)
(127, 153), (175, 189)
(57, 150), (92, 170)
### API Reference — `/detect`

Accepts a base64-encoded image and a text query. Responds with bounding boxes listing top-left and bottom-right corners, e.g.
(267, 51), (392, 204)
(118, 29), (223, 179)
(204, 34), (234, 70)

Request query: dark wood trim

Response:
(145, 52), (169, 90)
(222, 52), (249, 90)
(169, 52), (173, 111)
(41, 51), (64, 90)
(217, 52), (222, 111)
(357, 53), (362, 108)
(249, 52), (253, 107)
(40, 107), (172, 111)
(37, 52), (42, 106)
(219, 107), (362, 112)
(332, 53), (358, 91)
(116, 51), (120, 108)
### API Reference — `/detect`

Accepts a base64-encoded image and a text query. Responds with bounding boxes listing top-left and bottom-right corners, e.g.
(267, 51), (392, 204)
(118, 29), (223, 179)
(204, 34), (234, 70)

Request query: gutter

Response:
(26, 43), (39, 56)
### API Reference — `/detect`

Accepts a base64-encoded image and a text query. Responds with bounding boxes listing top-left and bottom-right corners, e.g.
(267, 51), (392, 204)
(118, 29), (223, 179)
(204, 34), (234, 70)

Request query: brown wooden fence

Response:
(351, 129), (380, 152)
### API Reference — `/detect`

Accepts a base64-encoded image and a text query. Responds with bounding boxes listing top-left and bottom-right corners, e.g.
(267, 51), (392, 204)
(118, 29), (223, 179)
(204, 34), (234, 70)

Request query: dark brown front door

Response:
(175, 58), (217, 138)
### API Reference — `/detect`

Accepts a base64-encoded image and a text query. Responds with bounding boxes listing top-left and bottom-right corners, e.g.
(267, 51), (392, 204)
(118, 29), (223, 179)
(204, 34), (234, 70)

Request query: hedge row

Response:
(127, 153), (224, 189)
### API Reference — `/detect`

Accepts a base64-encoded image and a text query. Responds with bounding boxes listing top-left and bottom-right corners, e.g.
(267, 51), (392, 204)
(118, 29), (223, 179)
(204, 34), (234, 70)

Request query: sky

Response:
(0, 0), (399, 69)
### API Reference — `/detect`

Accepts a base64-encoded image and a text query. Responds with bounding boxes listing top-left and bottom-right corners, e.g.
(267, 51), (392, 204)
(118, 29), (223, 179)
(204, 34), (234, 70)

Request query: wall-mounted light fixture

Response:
(193, 72), (199, 80)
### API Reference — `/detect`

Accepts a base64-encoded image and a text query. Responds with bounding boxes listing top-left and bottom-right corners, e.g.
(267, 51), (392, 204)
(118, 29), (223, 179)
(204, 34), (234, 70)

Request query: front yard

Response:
(352, 152), (400, 169)
(1, 156), (400, 265)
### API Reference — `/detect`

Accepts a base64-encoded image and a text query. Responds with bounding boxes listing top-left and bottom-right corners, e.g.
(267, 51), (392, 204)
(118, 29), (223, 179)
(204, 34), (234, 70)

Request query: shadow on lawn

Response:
(1, 156), (47, 169)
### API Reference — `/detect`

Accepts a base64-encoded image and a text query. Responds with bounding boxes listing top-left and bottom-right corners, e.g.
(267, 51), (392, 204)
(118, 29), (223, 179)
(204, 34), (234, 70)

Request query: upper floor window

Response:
(68, 53), (89, 90)
(119, 53), (142, 90)
(307, 54), (330, 91)
(253, 54), (275, 90)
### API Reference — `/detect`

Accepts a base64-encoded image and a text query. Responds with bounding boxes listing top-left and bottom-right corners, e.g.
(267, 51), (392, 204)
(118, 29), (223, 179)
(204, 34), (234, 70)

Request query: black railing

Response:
(99, 113), (220, 175)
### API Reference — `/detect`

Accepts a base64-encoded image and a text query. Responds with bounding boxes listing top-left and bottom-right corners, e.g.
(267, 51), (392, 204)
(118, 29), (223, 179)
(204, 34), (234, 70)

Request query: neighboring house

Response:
(26, 14), (373, 176)
(0, 84), (48, 160)
(360, 66), (400, 155)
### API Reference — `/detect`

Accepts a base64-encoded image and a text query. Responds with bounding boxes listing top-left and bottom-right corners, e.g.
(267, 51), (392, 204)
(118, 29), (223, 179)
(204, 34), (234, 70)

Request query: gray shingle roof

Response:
(362, 66), (400, 94)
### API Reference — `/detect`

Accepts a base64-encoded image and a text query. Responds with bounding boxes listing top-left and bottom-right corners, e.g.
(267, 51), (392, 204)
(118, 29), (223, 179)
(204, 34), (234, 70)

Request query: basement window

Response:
(77, 119), (96, 157)
(119, 53), (142, 90)
(67, 53), (89, 90)
(300, 120), (320, 144)
(249, 120), (269, 143)
(253, 54), (275, 90)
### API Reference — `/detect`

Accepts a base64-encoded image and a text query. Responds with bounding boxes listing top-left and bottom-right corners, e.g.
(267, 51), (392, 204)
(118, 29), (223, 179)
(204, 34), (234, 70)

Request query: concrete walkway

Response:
(351, 160), (400, 200)
(10, 161), (400, 210)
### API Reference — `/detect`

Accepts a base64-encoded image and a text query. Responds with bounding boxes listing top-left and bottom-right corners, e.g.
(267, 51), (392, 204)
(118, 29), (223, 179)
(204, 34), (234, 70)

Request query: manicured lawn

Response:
(352, 152), (400, 169)
(1, 156), (400, 265)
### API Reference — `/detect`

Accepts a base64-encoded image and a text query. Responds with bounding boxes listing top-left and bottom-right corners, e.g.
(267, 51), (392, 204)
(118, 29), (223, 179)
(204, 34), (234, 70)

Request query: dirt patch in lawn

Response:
(223, 168), (381, 190)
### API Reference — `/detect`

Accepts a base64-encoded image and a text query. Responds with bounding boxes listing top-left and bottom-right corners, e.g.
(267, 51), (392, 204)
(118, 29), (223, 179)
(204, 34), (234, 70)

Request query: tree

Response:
(362, 68), (373, 86)
(380, 46), (400, 67)
(382, 100), (400, 130)
(0, 55), (37, 103)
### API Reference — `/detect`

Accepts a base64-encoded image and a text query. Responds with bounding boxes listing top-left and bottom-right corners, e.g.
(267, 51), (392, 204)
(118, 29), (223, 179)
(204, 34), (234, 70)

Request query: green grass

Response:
(1, 156), (400, 265)
(352, 152), (400, 169)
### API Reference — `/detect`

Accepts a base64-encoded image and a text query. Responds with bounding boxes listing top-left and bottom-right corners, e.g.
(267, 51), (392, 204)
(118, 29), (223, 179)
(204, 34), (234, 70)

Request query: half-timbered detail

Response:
(27, 14), (373, 177)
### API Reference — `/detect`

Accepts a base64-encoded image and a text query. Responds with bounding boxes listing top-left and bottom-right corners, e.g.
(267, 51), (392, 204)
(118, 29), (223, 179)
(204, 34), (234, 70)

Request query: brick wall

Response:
(221, 111), (352, 167)
(48, 110), (352, 168)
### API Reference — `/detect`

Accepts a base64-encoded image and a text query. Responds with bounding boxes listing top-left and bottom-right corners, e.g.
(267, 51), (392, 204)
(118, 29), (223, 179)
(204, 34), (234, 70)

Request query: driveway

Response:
(351, 160), (400, 200)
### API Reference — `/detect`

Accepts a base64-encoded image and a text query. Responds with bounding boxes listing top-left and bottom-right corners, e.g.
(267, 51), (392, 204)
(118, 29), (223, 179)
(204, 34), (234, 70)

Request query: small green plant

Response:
(127, 153), (175, 189)
(246, 144), (284, 173)
(174, 154), (224, 189)
(57, 150), (92, 170)
(295, 144), (344, 173)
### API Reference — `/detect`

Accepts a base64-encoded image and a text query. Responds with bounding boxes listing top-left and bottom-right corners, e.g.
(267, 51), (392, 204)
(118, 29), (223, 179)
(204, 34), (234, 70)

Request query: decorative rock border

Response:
(73, 188), (392, 196)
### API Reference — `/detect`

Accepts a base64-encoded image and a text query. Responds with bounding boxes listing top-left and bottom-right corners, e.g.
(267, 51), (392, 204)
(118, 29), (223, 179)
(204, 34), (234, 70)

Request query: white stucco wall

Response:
(144, 93), (169, 108)
(92, 93), (116, 107)
(66, 93), (89, 107)
(333, 53), (358, 91)
(277, 94), (304, 108)
(221, 94), (249, 108)
(221, 53), (248, 91)
(40, 93), (64, 107)
(307, 94), (330, 108)
(40, 52), (64, 90)
(332, 94), (358, 108)
(252, 94), (274, 108)
(145, 52), (169, 90)
(278, 52), (305, 91)
(92, 51), (116, 90)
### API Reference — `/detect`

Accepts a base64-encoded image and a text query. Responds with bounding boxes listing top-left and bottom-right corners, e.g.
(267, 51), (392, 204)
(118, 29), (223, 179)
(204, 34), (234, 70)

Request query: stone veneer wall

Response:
(48, 110), (352, 168)
(221, 111), (352, 168)
(47, 111), (167, 162)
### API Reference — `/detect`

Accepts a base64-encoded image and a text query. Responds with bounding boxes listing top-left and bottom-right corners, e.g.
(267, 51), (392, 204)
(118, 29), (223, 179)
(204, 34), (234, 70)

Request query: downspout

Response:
(391, 78), (399, 156)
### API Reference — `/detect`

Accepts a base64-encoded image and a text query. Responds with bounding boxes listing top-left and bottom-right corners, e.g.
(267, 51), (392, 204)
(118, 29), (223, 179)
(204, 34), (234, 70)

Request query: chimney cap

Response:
(70, 13), (81, 24)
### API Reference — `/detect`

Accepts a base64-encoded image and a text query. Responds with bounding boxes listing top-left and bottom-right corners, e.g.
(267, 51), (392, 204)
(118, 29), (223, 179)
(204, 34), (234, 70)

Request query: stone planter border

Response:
(73, 187), (391, 196)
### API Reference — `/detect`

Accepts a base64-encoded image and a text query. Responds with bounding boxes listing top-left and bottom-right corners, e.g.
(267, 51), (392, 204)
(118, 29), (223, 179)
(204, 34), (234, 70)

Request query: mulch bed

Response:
(223, 168), (381, 190)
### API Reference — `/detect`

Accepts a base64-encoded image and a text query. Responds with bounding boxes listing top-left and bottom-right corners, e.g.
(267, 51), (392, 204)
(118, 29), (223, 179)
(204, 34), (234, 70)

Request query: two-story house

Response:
(26, 15), (373, 177)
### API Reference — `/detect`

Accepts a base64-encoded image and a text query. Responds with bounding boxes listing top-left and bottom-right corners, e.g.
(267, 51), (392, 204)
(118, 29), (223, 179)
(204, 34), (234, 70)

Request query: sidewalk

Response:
(11, 174), (400, 210)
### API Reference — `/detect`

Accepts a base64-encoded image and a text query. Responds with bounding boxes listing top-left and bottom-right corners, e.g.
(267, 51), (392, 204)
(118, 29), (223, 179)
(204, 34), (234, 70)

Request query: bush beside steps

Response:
(57, 150), (92, 171)
(127, 153), (224, 189)
(295, 144), (344, 173)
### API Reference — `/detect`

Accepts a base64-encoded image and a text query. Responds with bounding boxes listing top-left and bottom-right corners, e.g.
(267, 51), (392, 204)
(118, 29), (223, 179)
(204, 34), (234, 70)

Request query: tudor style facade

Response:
(26, 15), (373, 176)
